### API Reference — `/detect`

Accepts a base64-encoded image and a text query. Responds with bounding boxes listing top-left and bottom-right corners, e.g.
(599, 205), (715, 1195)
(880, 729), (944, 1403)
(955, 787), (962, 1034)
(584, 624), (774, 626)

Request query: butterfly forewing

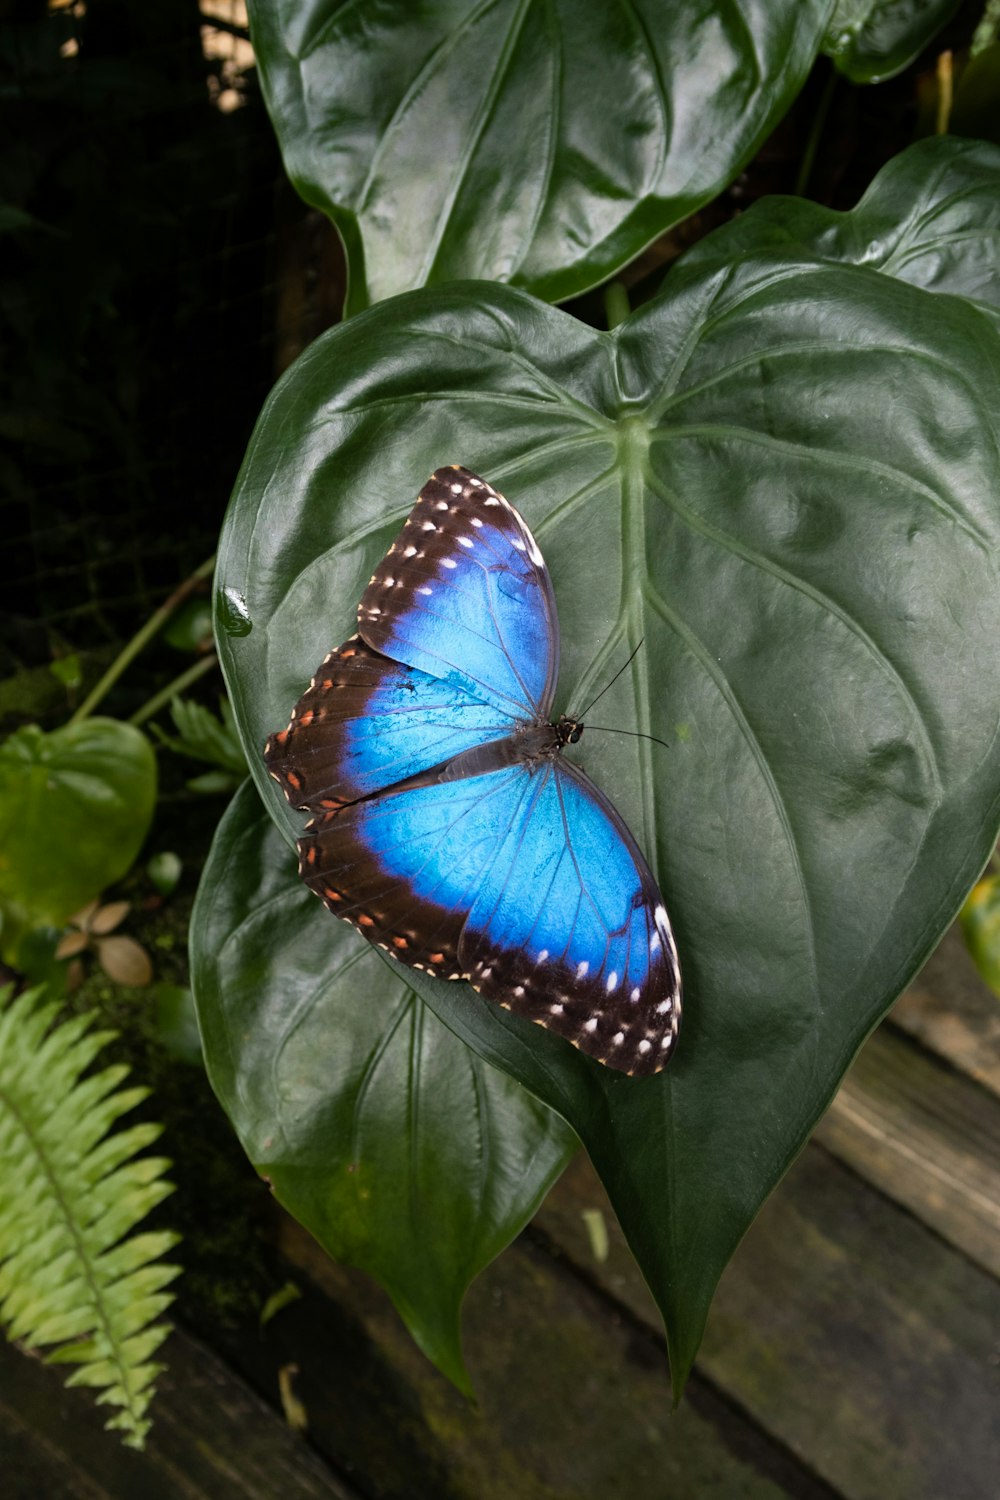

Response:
(264, 637), (512, 810)
(358, 466), (560, 720)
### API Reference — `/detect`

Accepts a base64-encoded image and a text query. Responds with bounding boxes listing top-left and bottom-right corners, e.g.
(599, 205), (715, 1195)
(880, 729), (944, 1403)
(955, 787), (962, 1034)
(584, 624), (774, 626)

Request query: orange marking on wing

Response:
(429, 951), (445, 964)
(392, 936), (408, 949)
(358, 913), (375, 927)
(298, 709), (314, 727)
(286, 771), (302, 792)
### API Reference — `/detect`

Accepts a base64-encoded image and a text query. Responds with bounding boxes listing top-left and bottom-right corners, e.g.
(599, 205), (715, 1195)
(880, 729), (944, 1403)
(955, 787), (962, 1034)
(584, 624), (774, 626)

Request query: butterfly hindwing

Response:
(358, 466), (559, 719)
(297, 755), (680, 1075)
(298, 764), (533, 979)
(461, 759), (681, 1075)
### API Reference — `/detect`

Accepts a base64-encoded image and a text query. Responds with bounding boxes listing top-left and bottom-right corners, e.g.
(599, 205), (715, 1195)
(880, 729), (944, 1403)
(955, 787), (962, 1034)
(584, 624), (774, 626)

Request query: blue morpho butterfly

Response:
(265, 466), (681, 1076)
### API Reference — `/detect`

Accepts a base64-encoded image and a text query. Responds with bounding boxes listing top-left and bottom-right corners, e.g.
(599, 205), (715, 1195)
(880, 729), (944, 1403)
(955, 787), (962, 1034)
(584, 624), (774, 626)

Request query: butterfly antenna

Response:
(577, 639), (645, 719)
(585, 725), (672, 752)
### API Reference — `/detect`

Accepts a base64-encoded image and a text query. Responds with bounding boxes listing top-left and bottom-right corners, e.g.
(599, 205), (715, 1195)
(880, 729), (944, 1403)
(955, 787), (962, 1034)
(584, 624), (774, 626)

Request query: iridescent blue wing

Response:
(299, 757), (681, 1076)
(264, 636), (514, 810)
(358, 466), (559, 719)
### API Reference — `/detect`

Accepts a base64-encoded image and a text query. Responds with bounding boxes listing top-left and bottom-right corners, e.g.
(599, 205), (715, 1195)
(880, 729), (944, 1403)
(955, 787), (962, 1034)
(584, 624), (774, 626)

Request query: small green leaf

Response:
(248, 0), (832, 310)
(147, 852), (182, 897)
(186, 770), (245, 796)
(960, 875), (1000, 999)
(823, 0), (961, 83)
(0, 720), (157, 963)
(49, 654), (82, 689)
(259, 1281), (302, 1328)
(163, 599), (214, 654)
(191, 783), (577, 1389)
(153, 697), (248, 775)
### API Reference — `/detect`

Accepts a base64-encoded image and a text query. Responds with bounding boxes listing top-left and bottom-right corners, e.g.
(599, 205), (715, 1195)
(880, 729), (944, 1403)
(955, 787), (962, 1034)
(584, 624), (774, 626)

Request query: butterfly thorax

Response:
(433, 717), (582, 785)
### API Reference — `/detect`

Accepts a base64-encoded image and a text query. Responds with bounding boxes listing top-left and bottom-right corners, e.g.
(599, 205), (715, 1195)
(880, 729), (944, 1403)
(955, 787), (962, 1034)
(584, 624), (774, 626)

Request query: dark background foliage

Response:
(2, 0), (988, 733)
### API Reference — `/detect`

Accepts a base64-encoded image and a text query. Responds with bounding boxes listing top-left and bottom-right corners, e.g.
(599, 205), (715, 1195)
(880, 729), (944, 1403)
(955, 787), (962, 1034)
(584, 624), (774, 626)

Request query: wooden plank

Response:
(0, 1325), (358, 1500)
(235, 1215), (840, 1500)
(815, 1023), (1000, 1277)
(535, 1147), (1000, 1500)
(891, 924), (1000, 1096)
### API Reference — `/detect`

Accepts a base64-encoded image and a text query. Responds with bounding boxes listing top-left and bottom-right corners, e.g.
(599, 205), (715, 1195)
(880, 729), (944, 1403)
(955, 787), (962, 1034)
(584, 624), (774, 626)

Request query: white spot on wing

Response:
(656, 998), (672, 1015)
(606, 971), (618, 993)
(436, 499), (449, 509)
(450, 483), (463, 494)
(630, 987), (640, 1003)
(576, 960), (589, 979)
(550, 1002), (564, 1016)
(537, 949), (548, 963)
(638, 1039), (652, 1055)
(404, 545), (417, 557)
(584, 1017), (598, 1034)
(417, 586), (433, 595)
(441, 558), (458, 569)
(458, 536), (473, 548)
(422, 521), (437, 531)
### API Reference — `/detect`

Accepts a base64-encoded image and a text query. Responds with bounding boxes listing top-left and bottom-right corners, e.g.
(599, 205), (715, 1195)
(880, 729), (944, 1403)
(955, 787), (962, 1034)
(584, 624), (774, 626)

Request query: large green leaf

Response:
(680, 136), (1000, 309)
(211, 174), (1000, 1391)
(822, 0), (961, 83)
(191, 779), (576, 1388)
(247, 0), (833, 313)
(0, 719), (157, 962)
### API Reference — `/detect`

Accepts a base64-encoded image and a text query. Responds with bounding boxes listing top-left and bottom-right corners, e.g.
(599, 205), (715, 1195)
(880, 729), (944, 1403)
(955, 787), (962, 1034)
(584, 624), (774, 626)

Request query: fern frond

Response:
(0, 985), (181, 1449)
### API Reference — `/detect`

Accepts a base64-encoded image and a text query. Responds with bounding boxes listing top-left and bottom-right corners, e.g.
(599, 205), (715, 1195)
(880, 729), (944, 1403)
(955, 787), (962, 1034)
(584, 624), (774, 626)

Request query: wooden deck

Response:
(3, 924), (998, 1498)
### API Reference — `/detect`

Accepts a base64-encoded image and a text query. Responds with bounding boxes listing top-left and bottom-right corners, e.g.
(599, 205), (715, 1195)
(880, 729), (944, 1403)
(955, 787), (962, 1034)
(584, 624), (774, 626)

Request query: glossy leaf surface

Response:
(191, 780), (577, 1387)
(247, 0), (832, 312)
(679, 137), (1000, 309)
(0, 719), (157, 962)
(211, 161), (1000, 1390)
(823, 0), (961, 82)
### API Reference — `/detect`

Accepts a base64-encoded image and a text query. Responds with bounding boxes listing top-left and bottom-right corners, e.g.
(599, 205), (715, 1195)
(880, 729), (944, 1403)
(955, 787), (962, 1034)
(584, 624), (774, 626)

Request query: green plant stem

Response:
(936, 50), (954, 135)
(129, 653), (219, 727)
(794, 64), (837, 199)
(603, 282), (630, 330)
(69, 556), (216, 725)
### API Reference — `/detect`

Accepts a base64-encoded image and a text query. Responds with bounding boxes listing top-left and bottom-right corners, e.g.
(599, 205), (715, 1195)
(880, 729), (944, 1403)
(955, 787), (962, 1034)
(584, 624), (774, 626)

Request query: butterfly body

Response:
(266, 467), (681, 1076)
